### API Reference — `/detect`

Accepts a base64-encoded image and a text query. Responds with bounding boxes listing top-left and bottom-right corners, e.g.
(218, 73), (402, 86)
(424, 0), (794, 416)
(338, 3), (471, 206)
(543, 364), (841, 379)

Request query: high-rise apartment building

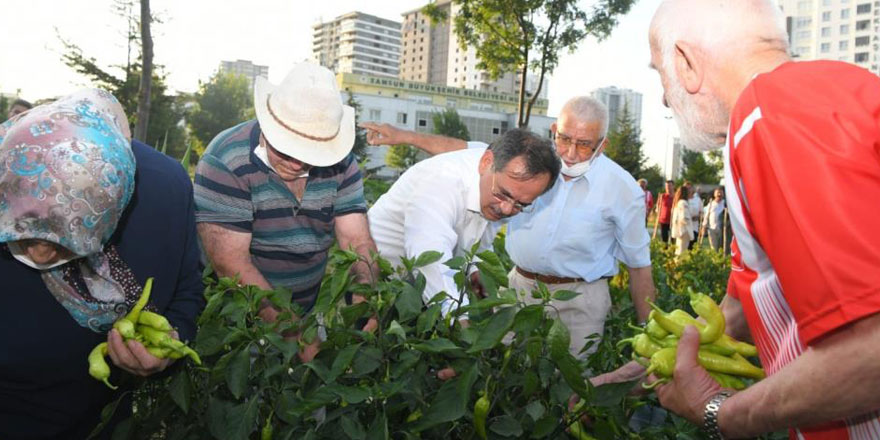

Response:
(590, 86), (643, 134)
(312, 12), (401, 78)
(399, 1), (547, 98)
(219, 59), (269, 89)
(779, 0), (879, 75)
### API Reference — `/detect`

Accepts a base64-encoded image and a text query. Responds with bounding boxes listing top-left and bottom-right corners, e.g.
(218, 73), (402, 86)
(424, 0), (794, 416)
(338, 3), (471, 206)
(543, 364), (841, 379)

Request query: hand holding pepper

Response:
(106, 328), (176, 377)
(654, 325), (727, 425)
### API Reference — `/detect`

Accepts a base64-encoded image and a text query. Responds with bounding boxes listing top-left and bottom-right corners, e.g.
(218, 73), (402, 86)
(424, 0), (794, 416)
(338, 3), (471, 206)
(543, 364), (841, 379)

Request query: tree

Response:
(681, 149), (722, 184)
(346, 92), (369, 163)
(385, 144), (421, 171)
(604, 105), (646, 178)
(0, 95), (8, 119)
(425, 0), (635, 128)
(432, 108), (470, 141)
(188, 72), (253, 148)
(134, 0), (153, 141)
(639, 164), (665, 197)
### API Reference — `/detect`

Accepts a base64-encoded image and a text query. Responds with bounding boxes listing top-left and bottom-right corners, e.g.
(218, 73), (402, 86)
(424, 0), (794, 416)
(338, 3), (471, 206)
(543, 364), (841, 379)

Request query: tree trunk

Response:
(134, 0), (152, 141)
(523, 55), (548, 129)
(517, 50), (529, 128)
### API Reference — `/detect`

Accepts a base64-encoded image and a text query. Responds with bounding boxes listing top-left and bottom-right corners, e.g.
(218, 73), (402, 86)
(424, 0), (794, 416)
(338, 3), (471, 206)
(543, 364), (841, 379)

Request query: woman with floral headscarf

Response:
(0, 89), (204, 439)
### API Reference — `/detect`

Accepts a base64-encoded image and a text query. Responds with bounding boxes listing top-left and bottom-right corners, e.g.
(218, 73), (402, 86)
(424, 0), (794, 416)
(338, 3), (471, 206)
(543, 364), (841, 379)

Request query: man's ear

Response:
(674, 40), (704, 94)
(479, 149), (494, 174)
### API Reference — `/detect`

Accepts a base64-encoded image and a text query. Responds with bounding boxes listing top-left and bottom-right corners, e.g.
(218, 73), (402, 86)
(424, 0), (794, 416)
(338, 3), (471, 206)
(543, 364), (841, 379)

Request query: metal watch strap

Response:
(703, 390), (732, 440)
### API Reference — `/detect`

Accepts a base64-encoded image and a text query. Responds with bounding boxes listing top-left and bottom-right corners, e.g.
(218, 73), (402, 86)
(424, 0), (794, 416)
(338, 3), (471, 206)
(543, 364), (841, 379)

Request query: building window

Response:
(841, 24), (850, 34)
(855, 52), (869, 62)
(397, 112), (408, 124)
(840, 8), (850, 18)
(821, 42), (831, 52)
(856, 19), (870, 30)
(369, 109), (381, 120)
(796, 17), (812, 28)
(796, 30), (812, 40)
(418, 118), (427, 127)
(840, 40), (850, 50)
(856, 3), (871, 13)
(492, 127), (500, 134)
(822, 11), (832, 20)
(821, 26), (832, 37)
(823, 0), (832, 5)
(855, 35), (870, 46)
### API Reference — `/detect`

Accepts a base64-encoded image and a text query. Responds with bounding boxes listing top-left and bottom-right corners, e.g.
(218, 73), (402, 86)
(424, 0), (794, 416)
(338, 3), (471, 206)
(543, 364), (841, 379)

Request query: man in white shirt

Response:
(687, 185), (702, 248)
(367, 129), (560, 316)
(701, 187), (726, 250)
(364, 97), (656, 359)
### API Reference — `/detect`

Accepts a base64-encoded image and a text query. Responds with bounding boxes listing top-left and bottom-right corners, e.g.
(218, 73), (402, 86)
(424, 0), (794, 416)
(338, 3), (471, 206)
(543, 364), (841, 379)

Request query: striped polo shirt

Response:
(194, 120), (366, 309)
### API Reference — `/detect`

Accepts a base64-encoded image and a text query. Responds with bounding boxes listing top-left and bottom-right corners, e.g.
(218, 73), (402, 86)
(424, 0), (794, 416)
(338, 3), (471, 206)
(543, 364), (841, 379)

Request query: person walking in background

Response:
(653, 180), (674, 243)
(687, 184), (702, 249)
(638, 178), (654, 224)
(670, 185), (692, 257)
(701, 188), (726, 250)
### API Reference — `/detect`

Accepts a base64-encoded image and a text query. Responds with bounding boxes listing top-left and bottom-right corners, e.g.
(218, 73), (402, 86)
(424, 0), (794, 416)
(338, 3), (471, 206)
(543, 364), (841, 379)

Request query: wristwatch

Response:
(703, 390), (732, 440)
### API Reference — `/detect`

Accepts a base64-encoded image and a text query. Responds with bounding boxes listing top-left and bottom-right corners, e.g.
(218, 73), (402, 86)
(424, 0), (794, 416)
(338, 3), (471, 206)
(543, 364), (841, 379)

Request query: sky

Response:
(0, 0), (679, 174)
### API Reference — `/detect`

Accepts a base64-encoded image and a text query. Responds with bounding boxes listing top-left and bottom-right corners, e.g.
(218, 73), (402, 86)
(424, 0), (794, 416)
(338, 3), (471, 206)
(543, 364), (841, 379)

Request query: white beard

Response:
(666, 74), (728, 152)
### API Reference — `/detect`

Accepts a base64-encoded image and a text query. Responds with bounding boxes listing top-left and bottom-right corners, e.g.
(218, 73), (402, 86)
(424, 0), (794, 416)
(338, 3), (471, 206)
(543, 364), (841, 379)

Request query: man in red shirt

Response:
(653, 180), (674, 242)
(648, 0), (880, 439)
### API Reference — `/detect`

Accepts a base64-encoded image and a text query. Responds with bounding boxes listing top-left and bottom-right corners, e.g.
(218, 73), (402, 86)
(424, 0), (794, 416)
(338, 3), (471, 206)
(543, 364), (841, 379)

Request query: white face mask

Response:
(7, 241), (75, 270)
(559, 145), (604, 178)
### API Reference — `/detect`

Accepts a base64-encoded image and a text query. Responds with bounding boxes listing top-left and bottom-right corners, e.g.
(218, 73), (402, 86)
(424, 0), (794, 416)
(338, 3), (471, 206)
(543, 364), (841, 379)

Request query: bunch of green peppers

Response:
(87, 278), (202, 389)
(618, 290), (764, 390)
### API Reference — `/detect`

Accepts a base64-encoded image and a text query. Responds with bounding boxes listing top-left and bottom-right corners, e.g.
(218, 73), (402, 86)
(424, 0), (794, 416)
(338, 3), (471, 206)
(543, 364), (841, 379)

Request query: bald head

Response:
(650, 0), (788, 67)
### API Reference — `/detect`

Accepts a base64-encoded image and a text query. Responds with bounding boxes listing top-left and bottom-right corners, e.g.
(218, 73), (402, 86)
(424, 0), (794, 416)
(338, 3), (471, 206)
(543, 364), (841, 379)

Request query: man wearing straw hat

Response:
(194, 63), (378, 358)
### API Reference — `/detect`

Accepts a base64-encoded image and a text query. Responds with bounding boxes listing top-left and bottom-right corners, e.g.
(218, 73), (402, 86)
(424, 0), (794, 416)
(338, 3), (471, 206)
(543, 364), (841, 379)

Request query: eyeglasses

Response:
(491, 173), (535, 213)
(554, 130), (602, 155)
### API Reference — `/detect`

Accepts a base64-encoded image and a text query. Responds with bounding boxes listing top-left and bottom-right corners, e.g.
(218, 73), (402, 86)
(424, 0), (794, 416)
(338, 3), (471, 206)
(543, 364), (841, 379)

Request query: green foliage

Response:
(432, 108), (470, 141)
(0, 95), (9, 119)
(426, 0), (635, 127)
(188, 72), (254, 149)
(347, 92), (370, 163)
(385, 144), (421, 171)
(604, 104), (645, 179)
(639, 164), (665, 198)
(680, 149), (722, 185)
(363, 178), (392, 206)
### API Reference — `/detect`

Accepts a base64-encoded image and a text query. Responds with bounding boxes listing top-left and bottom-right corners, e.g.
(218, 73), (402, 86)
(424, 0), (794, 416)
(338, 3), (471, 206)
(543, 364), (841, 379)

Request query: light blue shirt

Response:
(506, 154), (651, 281)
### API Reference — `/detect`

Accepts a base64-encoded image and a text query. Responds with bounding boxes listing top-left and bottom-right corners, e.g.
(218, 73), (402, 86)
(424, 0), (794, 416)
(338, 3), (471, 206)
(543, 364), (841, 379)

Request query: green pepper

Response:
(138, 310), (173, 332)
(125, 277), (153, 323)
(653, 334), (736, 356)
(473, 395), (490, 440)
(261, 411), (274, 440)
(688, 291), (725, 344)
(113, 318), (136, 340)
(649, 299), (723, 343)
(708, 371), (746, 390)
(645, 347), (677, 378)
(666, 309), (757, 357)
(617, 333), (663, 358)
(568, 420), (598, 440)
(88, 342), (117, 390)
(139, 325), (202, 365)
(645, 346), (765, 380)
(645, 319), (669, 340)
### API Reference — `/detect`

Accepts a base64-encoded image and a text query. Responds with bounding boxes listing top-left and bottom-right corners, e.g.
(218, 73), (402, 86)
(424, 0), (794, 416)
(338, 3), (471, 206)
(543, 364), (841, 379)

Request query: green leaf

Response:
(264, 332), (298, 364)
(411, 338), (462, 353)
(416, 304), (442, 335)
(329, 343), (362, 381)
(414, 250), (444, 268)
(593, 379), (640, 407)
(552, 289), (581, 301)
(490, 415), (523, 437)
(467, 306), (517, 353)
(328, 384), (371, 404)
(340, 414), (366, 440)
(340, 301), (370, 327)
(269, 287), (293, 310)
(427, 291), (449, 305)
(553, 351), (592, 400)
(207, 396), (259, 440)
(303, 360), (331, 383)
(169, 369), (192, 414)
(387, 320), (407, 341)
(547, 318), (571, 359)
(444, 255), (467, 270)
(512, 305), (544, 335)
(465, 296), (517, 312)
(530, 415), (557, 438)
(351, 346), (382, 376)
(367, 408), (389, 440)
(411, 362), (478, 431)
(476, 261), (509, 288)
(390, 351), (421, 379)
(525, 401), (545, 422)
(395, 283), (423, 322)
(226, 345), (251, 399)
(475, 250), (502, 267)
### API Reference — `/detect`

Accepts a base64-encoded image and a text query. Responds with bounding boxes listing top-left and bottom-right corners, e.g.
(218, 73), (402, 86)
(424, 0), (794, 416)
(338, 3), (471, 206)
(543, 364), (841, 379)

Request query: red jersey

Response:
(726, 61), (880, 439)
(657, 193), (673, 224)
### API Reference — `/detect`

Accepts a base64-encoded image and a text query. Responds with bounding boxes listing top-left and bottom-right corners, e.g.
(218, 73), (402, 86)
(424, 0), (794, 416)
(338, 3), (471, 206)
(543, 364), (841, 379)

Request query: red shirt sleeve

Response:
(731, 90), (880, 345)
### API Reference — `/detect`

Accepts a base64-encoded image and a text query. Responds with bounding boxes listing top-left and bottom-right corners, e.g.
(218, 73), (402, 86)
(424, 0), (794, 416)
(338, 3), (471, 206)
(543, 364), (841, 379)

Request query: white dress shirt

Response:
(506, 154), (651, 281)
(688, 194), (702, 234)
(368, 147), (500, 315)
(704, 199), (726, 230)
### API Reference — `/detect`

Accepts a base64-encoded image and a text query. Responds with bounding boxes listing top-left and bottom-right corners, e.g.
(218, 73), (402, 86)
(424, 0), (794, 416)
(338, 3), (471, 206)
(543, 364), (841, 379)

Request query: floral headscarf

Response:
(0, 89), (141, 332)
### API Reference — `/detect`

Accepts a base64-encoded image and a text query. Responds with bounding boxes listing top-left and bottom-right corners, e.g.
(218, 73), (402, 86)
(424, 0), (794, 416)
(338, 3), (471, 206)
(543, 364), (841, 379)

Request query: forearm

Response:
(719, 315), (880, 437)
(403, 131), (467, 156)
(349, 238), (378, 286)
(212, 257), (273, 291)
(628, 266), (655, 323)
(720, 295), (752, 342)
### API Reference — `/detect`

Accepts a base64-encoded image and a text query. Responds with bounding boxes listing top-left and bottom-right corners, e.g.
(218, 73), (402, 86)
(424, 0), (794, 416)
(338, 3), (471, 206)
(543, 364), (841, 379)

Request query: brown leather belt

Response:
(515, 266), (583, 284)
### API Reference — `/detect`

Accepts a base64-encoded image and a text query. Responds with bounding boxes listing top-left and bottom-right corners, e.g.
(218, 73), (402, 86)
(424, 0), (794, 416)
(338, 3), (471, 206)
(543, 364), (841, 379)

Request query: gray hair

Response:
(560, 96), (609, 139)
(488, 128), (560, 191)
(651, 0), (789, 77)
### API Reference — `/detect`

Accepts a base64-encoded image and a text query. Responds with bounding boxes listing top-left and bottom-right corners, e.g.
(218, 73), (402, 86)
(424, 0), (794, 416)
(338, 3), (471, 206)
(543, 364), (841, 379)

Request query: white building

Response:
(338, 73), (555, 177)
(312, 12), (402, 78)
(670, 137), (683, 180)
(779, 0), (880, 75)
(590, 86), (643, 134)
(219, 60), (269, 90)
